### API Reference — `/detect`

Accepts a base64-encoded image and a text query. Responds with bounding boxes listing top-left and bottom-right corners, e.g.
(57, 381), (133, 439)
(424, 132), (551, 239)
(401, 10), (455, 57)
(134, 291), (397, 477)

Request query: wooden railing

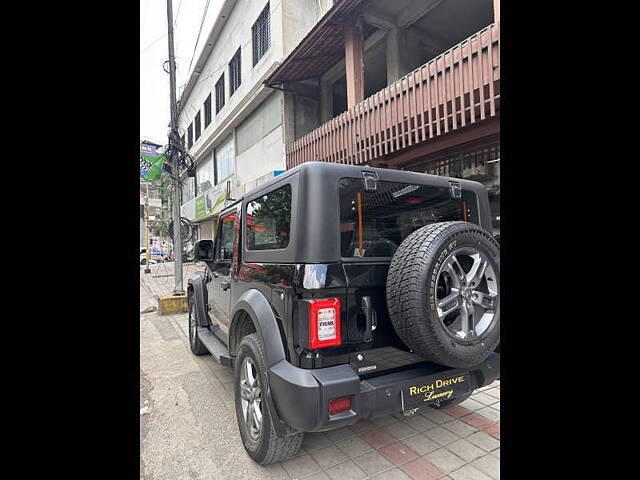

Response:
(286, 23), (500, 168)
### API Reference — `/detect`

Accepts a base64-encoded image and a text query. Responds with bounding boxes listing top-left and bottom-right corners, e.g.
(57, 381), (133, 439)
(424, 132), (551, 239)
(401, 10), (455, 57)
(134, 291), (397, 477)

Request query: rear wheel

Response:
(234, 334), (303, 464)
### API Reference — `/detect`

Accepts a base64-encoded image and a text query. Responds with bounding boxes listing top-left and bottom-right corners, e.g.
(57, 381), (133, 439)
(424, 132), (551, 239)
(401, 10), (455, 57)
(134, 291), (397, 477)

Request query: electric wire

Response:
(188, 0), (212, 75)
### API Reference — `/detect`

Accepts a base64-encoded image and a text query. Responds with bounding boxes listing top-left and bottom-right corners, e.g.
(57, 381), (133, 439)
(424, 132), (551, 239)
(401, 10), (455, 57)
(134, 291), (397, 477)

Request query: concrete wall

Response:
(176, 0), (330, 212)
(177, 0), (284, 152)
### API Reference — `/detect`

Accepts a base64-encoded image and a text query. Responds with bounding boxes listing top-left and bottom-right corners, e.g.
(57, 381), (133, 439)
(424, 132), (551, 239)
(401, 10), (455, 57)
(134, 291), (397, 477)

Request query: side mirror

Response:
(194, 240), (215, 261)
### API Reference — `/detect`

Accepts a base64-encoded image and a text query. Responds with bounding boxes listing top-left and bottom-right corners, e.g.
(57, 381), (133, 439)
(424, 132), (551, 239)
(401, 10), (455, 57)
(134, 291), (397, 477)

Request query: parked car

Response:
(187, 162), (500, 464)
(140, 247), (163, 265)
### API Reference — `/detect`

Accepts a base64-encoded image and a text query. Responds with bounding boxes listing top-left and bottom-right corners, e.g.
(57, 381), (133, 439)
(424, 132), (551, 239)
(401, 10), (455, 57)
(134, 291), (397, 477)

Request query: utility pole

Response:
(166, 0), (184, 295)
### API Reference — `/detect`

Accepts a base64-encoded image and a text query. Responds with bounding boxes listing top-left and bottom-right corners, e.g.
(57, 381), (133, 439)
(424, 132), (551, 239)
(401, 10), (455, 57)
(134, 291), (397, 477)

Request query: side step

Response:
(197, 327), (233, 367)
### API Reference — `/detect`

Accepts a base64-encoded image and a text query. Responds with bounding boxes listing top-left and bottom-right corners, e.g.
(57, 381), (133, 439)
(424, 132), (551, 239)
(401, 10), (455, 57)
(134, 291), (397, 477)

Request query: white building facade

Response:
(178, 0), (333, 239)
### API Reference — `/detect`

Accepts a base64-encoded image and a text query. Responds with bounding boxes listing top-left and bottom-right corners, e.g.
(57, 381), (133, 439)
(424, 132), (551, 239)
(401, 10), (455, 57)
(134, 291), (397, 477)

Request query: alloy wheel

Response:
(239, 357), (263, 441)
(435, 247), (498, 342)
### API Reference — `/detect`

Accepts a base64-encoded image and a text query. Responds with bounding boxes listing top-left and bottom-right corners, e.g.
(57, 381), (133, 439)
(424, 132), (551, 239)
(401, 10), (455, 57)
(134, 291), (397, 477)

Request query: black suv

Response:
(187, 162), (500, 464)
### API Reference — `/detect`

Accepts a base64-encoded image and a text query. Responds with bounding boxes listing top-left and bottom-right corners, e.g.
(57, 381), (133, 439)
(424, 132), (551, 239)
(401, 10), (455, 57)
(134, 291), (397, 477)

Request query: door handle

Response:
(220, 281), (230, 291)
(361, 296), (377, 343)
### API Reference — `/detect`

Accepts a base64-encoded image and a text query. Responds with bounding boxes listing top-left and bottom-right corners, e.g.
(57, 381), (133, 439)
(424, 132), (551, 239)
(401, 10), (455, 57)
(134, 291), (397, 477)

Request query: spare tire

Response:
(386, 221), (499, 368)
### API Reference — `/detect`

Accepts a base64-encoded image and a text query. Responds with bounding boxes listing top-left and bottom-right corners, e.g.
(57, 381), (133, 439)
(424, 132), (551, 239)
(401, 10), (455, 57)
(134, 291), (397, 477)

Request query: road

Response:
(140, 264), (500, 480)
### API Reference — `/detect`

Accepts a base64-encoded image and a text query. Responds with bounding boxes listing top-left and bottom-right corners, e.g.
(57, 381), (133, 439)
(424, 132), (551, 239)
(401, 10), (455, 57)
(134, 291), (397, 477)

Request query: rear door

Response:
(337, 176), (479, 375)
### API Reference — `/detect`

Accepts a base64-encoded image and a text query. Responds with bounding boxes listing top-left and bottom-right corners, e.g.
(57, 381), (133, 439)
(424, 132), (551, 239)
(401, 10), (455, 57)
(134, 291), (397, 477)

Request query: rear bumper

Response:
(267, 353), (500, 432)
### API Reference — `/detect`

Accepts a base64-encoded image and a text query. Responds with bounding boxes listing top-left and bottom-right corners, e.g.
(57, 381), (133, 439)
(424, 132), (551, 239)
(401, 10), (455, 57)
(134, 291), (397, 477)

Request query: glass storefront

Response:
(406, 140), (500, 239)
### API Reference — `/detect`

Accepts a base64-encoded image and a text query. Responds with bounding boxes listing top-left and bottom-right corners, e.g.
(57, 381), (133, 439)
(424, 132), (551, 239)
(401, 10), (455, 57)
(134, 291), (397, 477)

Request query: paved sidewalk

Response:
(140, 263), (500, 480)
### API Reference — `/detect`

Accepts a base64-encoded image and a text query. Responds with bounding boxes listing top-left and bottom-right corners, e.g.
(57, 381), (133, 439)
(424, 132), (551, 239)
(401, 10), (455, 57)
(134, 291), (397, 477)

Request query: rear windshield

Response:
(338, 177), (471, 258)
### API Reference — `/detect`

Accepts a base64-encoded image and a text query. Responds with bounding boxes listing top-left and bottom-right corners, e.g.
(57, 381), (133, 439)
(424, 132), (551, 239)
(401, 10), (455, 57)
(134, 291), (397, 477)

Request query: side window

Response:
(216, 213), (237, 261)
(246, 185), (291, 250)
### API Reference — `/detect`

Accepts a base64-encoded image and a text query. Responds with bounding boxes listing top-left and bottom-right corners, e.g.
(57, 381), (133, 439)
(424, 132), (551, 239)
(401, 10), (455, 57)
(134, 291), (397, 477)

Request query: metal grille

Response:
(215, 74), (225, 114)
(194, 111), (201, 141)
(204, 94), (212, 127)
(229, 48), (241, 96)
(286, 23), (500, 169)
(411, 141), (500, 180)
(252, 2), (271, 66)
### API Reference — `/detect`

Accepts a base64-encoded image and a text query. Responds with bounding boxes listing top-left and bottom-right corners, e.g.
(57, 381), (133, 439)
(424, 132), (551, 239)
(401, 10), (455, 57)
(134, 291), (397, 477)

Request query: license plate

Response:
(401, 373), (471, 412)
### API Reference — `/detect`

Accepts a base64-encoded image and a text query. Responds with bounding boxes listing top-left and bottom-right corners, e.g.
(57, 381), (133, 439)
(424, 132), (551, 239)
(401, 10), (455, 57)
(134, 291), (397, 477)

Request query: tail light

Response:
(308, 298), (341, 349)
(328, 396), (351, 415)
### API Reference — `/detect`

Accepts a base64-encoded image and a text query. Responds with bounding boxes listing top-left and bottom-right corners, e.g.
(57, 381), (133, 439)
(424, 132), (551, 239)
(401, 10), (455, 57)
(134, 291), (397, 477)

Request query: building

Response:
(140, 140), (165, 247)
(266, 0), (500, 237)
(179, 0), (500, 239)
(178, 0), (334, 240)
(140, 182), (163, 247)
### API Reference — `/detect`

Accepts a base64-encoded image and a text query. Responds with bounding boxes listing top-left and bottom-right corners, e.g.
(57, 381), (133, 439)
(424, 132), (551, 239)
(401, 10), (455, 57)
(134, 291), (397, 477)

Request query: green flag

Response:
(140, 143), (165, 182)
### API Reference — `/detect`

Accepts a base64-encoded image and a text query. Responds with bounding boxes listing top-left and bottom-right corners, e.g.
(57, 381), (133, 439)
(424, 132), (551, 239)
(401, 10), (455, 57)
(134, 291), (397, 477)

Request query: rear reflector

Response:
(328, 396), (351, 416)
(308, 298), (341, 349)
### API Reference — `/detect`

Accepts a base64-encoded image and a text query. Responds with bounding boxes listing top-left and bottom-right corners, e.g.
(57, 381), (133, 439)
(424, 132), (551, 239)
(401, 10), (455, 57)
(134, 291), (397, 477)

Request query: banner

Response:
(194, 190), (226, 220)
(140, 143), (166, 182)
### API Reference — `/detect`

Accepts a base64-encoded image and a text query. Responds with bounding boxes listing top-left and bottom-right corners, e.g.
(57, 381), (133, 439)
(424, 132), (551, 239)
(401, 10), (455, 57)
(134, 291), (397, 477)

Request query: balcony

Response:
(286, 23), (500, 169)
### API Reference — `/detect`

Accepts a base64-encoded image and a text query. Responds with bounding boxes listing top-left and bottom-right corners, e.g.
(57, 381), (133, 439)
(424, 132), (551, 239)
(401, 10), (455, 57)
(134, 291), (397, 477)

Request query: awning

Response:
(264, 0), (374, 86)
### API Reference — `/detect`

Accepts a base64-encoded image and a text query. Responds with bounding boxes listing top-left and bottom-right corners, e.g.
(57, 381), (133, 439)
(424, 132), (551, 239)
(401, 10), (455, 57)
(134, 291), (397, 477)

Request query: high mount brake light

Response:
(308, 298), (341, 349)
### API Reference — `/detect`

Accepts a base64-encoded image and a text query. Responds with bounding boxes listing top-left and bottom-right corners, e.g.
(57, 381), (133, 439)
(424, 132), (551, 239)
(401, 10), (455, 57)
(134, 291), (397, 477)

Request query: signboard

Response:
(193, 184), (227, 221)
(140, 142), (166, 182)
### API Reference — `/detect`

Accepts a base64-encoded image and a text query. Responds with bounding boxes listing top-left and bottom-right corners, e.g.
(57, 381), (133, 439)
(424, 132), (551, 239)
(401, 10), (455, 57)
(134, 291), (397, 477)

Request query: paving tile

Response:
(324, 459), (367, 480)
(482, 424), (500, 440)
(394, 412), (409, 420)
(302, 432), (332, 452)
(465, 432), (500, 452)
(423, 426), (460, 446)
(475, 407), (499, 423)
(442, 420), (479, 438)
(309, 446), (349, 468)
(400, 433), (441, 456)
(301, 472), (331, 480)
(349, 418), (378, 435)
(472, 454), (500, 479)
(457, 398), (484, 412)
(491, 448), (499, 459)
(372, 414), (400, 427)
(380, 442), (419, 466)
(489, 402), (500, 412)
(449, 464), (492, 480)
(370, 468), (412, 480)
(469, 392), (499, 406)
(361, 429), (397, 449)
(424, 448), (466, 473)
(420, 408), (456, 425)
(353, 450), (394, 476)
(263, 463), (289, 480)
(399, 457), (443, 480)
(281, 454), (322, 478)
(490, 381), (500, 387)
(404, 414), (438, 432)
(383, 421), (419, 440)
(335, 436), (374, 458)
(439, 405), (472, 419)
(445, 439), (487, 462)
(483, 388), (500, 400)
(325, 426), (357, 443)
(459, 414), (493, 429)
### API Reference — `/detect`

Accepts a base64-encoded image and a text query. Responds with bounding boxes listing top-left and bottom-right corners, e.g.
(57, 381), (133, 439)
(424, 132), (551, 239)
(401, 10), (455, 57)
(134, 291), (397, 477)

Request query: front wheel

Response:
(188, 295), (208, 355)
(234, 334), (303, 464)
